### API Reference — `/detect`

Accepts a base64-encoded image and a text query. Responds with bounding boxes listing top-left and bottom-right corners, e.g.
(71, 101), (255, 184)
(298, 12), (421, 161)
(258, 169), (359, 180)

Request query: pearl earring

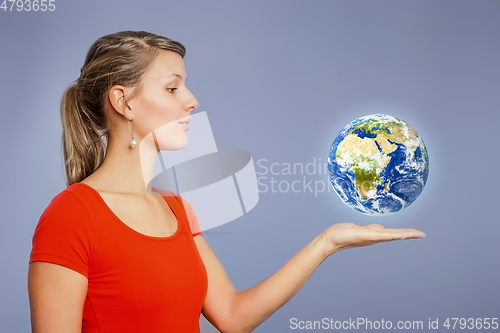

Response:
(128, 119), (137, 148)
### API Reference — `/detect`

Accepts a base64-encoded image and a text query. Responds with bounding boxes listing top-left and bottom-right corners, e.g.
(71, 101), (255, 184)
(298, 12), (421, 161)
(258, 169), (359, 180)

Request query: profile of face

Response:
(126, 50), (199, 151)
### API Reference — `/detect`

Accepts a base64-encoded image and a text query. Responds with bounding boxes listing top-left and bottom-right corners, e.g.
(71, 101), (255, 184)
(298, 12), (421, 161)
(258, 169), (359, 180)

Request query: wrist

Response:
(318, 232), (338, 258)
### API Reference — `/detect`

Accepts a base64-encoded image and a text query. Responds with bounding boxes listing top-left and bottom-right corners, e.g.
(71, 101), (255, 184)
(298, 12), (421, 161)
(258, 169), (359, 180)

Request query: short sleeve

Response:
(180, 196), (202, 237)
(29, 191), (94, 278)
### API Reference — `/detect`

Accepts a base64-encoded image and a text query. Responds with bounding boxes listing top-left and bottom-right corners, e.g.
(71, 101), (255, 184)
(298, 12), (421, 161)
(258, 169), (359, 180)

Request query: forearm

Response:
(226, 234), (330, 332)
(199, 223), (424, 332)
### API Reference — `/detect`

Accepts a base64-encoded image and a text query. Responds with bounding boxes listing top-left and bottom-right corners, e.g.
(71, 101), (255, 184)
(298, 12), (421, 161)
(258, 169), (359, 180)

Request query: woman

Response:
(28, 30), (425, 333)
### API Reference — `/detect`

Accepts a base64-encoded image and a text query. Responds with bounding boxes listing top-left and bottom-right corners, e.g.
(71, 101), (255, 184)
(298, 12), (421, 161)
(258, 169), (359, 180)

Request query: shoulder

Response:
(31, 184), (95, 277)
(36, 184), (95, 235)
(43, 185), (89, 215)
(43, 183), (94, 214)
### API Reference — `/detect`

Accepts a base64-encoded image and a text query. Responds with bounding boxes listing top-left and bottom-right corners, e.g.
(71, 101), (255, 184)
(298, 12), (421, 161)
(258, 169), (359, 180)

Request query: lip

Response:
(178, 116), (191, 130)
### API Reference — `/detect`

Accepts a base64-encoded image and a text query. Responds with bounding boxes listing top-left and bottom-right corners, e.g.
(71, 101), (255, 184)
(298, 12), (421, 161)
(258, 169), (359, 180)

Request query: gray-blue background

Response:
(1, 1), (499, 332)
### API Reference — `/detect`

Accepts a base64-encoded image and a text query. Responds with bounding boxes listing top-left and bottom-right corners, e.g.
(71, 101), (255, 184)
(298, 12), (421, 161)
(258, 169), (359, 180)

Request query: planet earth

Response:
(328, 114), (429, 215)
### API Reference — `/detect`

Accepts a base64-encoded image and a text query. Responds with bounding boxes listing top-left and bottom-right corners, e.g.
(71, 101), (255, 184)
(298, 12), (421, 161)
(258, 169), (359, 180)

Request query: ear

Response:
(108, 85), (134, 120)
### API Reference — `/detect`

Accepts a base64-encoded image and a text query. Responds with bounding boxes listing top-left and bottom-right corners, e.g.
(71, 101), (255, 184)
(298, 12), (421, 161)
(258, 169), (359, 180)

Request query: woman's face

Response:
(129, 50), (198, 151)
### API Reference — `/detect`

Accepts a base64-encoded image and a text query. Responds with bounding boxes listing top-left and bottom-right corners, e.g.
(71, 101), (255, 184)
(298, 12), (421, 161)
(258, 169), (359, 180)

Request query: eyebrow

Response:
(162, 73), (185, 81)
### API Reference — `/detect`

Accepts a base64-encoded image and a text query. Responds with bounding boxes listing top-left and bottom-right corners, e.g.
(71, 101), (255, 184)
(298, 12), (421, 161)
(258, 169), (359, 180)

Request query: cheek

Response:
(135, 95), (179, 136)
(148, 98), (177, 124)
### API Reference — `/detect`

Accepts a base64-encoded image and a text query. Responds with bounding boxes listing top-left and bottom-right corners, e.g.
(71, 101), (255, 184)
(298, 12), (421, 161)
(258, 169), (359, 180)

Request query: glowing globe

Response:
(328, 114), (429, 215)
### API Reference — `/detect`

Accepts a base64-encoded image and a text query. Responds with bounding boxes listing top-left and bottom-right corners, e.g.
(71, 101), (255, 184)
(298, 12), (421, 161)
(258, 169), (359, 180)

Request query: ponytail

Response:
(60, 81), (106, 185)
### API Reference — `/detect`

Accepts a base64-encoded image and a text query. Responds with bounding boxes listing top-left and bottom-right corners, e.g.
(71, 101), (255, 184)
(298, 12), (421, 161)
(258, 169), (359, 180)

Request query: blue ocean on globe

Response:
(328, 114), (429, 215)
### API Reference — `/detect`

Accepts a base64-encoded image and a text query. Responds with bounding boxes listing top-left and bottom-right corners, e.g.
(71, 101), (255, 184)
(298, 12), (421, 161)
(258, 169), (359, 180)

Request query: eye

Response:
(167, 87), (178, 94)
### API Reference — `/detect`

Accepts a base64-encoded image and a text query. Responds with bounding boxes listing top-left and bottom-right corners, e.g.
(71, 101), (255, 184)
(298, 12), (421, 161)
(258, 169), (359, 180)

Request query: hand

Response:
(321, 223), (426, 256)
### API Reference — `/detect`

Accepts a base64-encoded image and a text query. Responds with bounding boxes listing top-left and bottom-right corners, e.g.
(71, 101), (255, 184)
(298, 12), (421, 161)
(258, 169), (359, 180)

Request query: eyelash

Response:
(167, 88), (177, 94)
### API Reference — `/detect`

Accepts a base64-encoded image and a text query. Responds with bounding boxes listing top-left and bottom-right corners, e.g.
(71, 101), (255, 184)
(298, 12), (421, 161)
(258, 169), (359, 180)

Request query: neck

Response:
(87, 131), (159, 195)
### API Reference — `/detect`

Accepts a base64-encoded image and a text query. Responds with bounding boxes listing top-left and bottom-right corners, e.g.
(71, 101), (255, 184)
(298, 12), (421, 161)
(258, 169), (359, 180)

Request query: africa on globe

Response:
(328, 114), (429, 215)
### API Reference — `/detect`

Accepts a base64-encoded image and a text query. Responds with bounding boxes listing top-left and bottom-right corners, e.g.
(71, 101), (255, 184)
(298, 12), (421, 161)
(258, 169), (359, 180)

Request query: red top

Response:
(29, 183), (208, 333)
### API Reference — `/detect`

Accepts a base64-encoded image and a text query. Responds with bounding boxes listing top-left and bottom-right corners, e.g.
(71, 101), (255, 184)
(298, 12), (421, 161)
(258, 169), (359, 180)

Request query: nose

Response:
(185, 89), (199, 113)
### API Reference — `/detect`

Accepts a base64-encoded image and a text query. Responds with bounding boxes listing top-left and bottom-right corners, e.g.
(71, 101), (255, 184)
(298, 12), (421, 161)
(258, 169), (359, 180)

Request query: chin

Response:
(161, 137), (188, 151)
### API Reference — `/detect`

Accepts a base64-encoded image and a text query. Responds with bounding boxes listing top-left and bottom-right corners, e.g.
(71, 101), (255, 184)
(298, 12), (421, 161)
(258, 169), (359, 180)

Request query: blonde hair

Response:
(61, 31), (185, 185)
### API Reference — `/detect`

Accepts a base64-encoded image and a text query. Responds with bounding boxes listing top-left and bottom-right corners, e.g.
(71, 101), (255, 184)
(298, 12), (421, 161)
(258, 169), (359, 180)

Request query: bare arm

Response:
(196, 223), (425, 333)
(28, 262), (88, 333)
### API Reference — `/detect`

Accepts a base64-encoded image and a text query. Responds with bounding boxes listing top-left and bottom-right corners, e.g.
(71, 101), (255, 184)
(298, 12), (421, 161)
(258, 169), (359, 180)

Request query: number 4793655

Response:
(443, 318), (498, 330)
(1, 0), (56, 12)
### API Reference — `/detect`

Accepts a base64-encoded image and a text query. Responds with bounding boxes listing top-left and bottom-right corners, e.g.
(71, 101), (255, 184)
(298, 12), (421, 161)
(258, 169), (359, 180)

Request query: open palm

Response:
(322, 223), (426, 255)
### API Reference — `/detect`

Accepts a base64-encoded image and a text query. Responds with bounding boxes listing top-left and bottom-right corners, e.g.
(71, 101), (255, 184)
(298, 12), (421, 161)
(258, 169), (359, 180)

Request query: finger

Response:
(356, 228), (424, 243)
(379, 228), (426, 240)
(389, 228), (426, 239)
